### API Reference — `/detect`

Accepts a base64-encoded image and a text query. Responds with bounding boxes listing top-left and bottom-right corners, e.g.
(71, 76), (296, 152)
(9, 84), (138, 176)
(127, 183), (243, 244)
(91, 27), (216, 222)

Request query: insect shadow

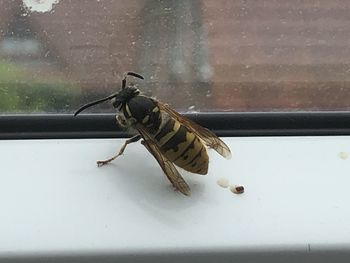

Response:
(101, 148), (207, 212)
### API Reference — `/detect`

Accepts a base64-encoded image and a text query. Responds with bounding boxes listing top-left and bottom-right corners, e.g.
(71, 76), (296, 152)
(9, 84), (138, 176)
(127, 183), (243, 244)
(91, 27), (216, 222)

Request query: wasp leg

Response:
(97, 135), (141, 167)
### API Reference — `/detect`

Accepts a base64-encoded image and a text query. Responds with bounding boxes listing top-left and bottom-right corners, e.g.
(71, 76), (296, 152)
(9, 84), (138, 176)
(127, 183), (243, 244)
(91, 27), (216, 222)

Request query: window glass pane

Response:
(0, 0), (349, 113)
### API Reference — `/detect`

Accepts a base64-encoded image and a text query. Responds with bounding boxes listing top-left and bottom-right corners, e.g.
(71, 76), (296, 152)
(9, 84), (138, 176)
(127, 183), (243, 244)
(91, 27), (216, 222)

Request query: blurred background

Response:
(1, 0), (350, 113)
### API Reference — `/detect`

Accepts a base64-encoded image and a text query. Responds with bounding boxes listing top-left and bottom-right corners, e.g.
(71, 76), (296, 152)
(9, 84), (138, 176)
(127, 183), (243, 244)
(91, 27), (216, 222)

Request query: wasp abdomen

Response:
(154, 116), (209, 175)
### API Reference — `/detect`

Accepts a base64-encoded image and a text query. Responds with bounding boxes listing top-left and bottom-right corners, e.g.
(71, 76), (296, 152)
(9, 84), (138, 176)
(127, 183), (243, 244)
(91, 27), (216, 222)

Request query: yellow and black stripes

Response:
(174, 137), (208, 174)
(154, 118), (180, 145)
(122, 94), (209, 175)
(154, 117), (209, 175)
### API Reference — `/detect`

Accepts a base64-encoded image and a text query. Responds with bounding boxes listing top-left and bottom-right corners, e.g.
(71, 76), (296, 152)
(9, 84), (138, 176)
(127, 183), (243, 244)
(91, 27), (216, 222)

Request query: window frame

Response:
(1, 111), (350, 140)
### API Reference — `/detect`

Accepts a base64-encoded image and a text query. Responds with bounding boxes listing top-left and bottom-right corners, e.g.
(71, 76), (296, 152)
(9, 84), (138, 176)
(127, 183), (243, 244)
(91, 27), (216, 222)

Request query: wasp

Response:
(74, 72), (231, 196)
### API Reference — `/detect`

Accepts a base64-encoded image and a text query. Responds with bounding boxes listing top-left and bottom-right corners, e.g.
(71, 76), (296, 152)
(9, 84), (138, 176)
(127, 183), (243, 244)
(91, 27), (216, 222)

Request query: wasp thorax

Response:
(122, 95), (161, 134)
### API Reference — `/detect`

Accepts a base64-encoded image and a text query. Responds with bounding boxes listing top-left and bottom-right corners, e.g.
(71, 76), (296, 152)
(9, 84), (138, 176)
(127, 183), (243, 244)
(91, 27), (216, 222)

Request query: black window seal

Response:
(1, 111), (350, 140)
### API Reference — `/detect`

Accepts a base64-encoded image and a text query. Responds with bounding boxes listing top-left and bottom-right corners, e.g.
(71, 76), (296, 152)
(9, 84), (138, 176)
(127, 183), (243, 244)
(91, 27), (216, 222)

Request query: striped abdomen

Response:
(154, 115), (209, 175)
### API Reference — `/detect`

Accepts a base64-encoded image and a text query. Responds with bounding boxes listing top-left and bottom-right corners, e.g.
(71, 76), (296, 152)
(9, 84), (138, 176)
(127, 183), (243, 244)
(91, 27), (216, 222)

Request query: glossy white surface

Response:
(1, 137), (350, 262)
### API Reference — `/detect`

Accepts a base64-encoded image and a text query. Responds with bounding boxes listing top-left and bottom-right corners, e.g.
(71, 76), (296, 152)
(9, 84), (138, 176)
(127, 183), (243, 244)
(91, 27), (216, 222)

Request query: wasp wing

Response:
(156, 101), (232, 159)
(135, 124), (191, 196)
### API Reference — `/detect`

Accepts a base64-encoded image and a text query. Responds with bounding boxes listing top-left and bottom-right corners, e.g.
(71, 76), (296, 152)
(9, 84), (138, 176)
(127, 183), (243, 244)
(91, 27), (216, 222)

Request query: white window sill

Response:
(1, 137), (350, 262)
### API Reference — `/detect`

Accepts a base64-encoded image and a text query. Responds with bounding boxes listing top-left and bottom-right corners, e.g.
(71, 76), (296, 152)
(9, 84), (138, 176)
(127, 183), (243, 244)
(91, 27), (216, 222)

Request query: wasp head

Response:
(74, 72), (144, 116)
(112, 86), (140, 110)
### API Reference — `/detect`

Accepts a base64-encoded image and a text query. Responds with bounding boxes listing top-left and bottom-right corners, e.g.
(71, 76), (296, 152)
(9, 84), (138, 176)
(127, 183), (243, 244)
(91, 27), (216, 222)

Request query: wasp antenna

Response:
(122, 78), (127, 90)
(121, 72), (144, 90)
(74, 93), (117, 116)
(126, 72), (144, 80)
